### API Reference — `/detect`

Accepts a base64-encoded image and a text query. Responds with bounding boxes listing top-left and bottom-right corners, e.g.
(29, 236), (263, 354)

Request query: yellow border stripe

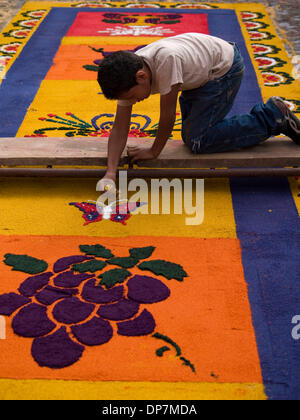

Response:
(288, 176), (300, 216)
(0, 379), (266, 400)
(62, 36), (162, 45)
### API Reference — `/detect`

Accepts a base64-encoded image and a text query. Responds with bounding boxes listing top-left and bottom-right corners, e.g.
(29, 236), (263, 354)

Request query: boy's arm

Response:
(105, 103), (132, 180)
(151, 84), (181, 157)
(127, 84), (180, 163)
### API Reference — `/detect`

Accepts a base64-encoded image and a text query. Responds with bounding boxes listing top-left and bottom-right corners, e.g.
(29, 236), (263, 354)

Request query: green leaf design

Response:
(88, 46), (104, 53)
(82, 64), (99, 72)
(138, 260), (188, 282)
(98, 268), (131, 289)
(72, 260), (107, 273)
(107, 257), (139, 269)
(129, 246), (156, 260)
(79, 244), (114, 259)
(3, 253), (48, 274)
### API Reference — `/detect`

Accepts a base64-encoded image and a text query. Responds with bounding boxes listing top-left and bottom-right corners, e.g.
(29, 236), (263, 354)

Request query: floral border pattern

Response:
(0, 10), (48, 79)
(240, 11), (298, 112)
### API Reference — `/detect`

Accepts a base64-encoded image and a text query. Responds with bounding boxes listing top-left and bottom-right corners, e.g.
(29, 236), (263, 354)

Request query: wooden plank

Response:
(0, 137), (299, 168)
(0, 137), (107, 166)
(128, 137), (300, 168)
(1, 167), (300, 178)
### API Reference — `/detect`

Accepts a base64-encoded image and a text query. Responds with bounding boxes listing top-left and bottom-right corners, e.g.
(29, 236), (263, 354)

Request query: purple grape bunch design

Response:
(0, 244), (195, 372)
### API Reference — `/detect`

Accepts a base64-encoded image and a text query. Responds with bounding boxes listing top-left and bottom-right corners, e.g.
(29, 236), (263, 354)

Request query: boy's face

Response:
(118, 66), (151, 105)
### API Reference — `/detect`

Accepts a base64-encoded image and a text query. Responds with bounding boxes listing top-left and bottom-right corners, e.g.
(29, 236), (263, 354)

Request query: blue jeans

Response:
(179, 44), (284, 153)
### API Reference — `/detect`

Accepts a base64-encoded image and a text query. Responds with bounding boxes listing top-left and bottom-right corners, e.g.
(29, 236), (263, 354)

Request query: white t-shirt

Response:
(118, 32), (234, 106)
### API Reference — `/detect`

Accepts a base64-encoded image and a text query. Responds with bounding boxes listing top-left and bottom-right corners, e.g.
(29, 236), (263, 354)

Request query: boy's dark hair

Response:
(97, 50), (144, 99)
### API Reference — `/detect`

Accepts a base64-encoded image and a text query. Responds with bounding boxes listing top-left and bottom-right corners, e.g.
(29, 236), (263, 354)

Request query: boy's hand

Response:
(96, 174), (117, 194)
(127, 146), (157, 164)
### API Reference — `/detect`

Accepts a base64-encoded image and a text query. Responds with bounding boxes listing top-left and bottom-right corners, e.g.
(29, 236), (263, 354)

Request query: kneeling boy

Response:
(97, 32), (300, 185)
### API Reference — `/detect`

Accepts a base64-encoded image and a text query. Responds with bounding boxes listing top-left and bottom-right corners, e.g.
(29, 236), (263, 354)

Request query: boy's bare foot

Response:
(271, 96), (300, 144)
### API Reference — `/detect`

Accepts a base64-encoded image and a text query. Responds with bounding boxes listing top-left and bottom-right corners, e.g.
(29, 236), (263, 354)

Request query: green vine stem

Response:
(152, 332), (196, 374)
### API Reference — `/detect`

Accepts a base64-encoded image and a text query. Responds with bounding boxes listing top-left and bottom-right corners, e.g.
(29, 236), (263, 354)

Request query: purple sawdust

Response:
(0, 292), (31, 316)
(97, 298), (140, 321)
(117, 309), (156, 336)
(12, 303), (56, 337)
(18, 272), (53, 297)
(52, 297), (94, 324)
(53, 271), (94, 288)
(81, 279), (124, 304)
(127, 275), (170, 303)
(35, 286), (78, 305)
(53, 255), (93, 273)
(31, 326), (84, 369)
(71, 316), (113, 346)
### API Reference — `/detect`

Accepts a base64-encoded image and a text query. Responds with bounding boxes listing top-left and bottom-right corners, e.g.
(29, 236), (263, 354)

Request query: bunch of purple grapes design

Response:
(0, 244), (195, 372)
